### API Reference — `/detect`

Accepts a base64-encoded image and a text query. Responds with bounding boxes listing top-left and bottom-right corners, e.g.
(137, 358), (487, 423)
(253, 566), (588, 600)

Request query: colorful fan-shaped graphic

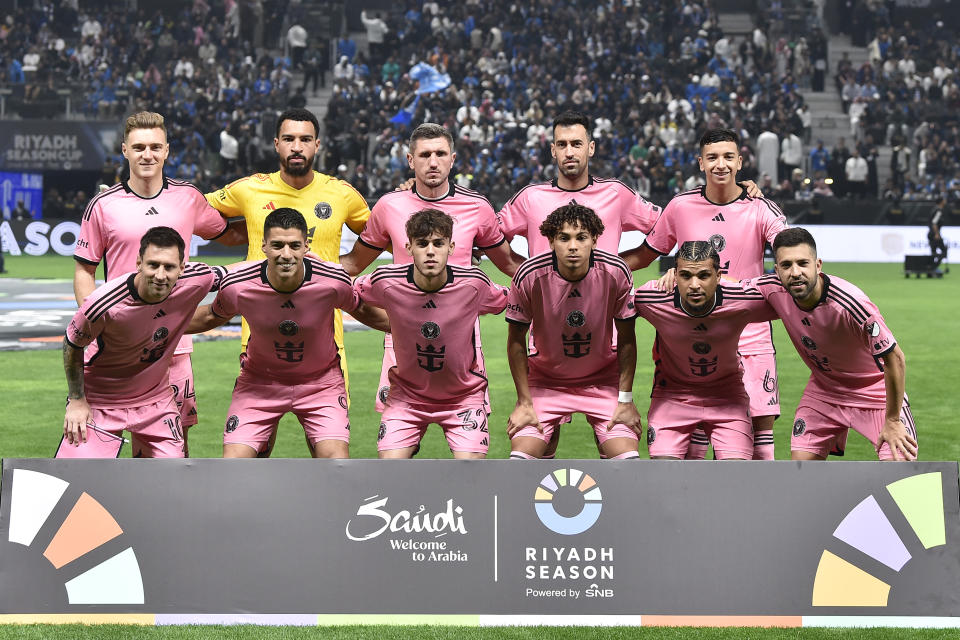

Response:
(534, 468), (603, 535)
(7, 469), (144, 605)
(812, 472), (945, 606)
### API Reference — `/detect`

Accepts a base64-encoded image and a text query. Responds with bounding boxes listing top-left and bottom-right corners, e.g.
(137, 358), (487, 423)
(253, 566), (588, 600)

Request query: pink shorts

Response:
(511, 385), (639, 445)
(375, 323), (488, 413)
(647, 394), (753, 460)
(169, 353), (198, 427)
(740, 352), (779, 419)
(58, 396), (185, 458)
(225, 373), (349, 454)
(792, 395), (918, 460)
(379, 397), (489, 454)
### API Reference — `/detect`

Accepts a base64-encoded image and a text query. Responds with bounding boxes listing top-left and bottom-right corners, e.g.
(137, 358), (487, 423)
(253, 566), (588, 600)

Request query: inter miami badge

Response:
(226, 415), (239, 433)
(566, 310), (585, 327)
(153, 327), (169, 342)
(420, 321), (440, 339)
(793, 418), (806, 436)
(278, 320), (300, 336)
(709, 233), (726, 253)
(315, 202), (332, 220)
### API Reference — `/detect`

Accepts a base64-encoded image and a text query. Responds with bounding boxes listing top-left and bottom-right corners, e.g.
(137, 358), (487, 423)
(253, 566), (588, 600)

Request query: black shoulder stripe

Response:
(513, 252), (553, 279)
(450, 265), (493, 284)
(220, 264), (261, 284)
(370, 265), (409, 284)
(307, 258), (353, 285)
(81, 183), (124, 221)
(593, 251), (632, 280)
(828, 284), (871, 319)
(513, 256), (554, 287)
(826, 292), (868, 324)
(167, 178), (207, 197)
(594, 177), (637, 195)
(453, 185), (496, 208)
(86, 283), (131, 323)
(760, 198), (786, 219)
(220, 271), (262, 291)
(675, 188), (701, 198)
(505, 181), (548, 206)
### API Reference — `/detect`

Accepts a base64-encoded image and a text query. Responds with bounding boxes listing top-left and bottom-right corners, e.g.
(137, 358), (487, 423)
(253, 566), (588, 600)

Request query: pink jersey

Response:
(74, 177), (228, 356)
(212, 257), (359, 383)
(634, 280), (777, 399)
(65, 263), (223, 408)
(643, 187), (787, 355)
(506, 250), (636, 388)
(355, 264), (508, 404)
(498, 177), (660, 257)
(747, 273), (897, 408)
(358, 183), (504, 265)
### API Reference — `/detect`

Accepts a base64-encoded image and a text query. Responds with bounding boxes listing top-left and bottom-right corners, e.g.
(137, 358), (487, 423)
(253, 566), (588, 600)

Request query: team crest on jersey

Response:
(315, 202), (333, 219)
(420, 321), (441, 339)
(566, 310), (585, 327)
(378, 422), (386, 441)
(647, 427), (656, 443)
(378, 385), (390, 403)
(866, 321), (881, 337)
(278, 320), (300, 336)
(708, 233), (726, 253)
(793, 418), (806, 436)
(153, 327), (169, 341)
(338, 395), (348, 410)
(226, 415), (239, 433)
(801, 335), (817, 350)
(692, 342), (712, 355)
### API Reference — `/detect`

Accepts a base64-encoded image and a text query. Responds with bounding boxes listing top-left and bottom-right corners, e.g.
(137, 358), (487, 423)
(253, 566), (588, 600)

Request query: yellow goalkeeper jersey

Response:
(206, 171), (371, 382)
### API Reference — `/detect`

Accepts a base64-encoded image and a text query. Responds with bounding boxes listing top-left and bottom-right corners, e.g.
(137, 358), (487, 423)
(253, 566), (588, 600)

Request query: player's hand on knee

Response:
(611, 402), (643, 435)
(656, 268), (676, 292)
(878, 417), (918, 461)
(507, 402), (541, 437)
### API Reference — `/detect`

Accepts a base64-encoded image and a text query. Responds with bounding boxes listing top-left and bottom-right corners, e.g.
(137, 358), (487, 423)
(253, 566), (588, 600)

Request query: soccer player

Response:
(505, 204), (642, 459)
(63, 227), (225, 458)
(622, 128), (788, 460)
(206, 107), (370, 378)
(340, 122), (521, 410)
(634, 241), (778, 460)
(747, 228), (918, 461)
(73, 111), (245, 453)
(354, 209), (509, 458)
(187, 209), (388, 459)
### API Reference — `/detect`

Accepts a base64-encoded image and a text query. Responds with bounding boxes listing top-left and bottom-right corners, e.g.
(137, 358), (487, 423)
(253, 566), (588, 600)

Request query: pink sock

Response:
(753, 430), (775, 460)
(685, 429), (709, 460)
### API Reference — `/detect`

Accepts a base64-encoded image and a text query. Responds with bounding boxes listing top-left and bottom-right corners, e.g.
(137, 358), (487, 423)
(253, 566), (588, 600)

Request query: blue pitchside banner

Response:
(0, 460), (958, 622)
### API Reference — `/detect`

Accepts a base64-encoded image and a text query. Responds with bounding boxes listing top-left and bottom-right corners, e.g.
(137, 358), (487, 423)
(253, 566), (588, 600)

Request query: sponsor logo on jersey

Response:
(422, 300), (437, 309)
(281, 300), (295, 309)
(262, 201), (276, 210)
(416, 343), (445, 371)
(153, 309), (167, 319)
(145, 206), (160, 216)
(711, 212), (725, 222)
(689, 355), (719, 376)
(562, 331), (591, 358)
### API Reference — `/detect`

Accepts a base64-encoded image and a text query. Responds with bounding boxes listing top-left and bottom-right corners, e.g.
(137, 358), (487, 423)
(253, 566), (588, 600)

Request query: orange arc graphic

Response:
(43, 493), (123, 569)
(578, 475), (596, 492)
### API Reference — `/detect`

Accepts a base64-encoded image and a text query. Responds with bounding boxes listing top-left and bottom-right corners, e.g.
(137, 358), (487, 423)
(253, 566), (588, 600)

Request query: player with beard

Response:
(206, 108), (370, 384)
(747, 228), (917, 461)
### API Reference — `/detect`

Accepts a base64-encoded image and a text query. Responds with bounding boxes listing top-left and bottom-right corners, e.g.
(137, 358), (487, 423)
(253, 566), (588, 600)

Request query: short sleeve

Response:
(496, 194), (527, 242)
(342, 180), (371, 234)
(206, 178), (248, 218)
(621, 186), (661, 235)
(479, 280), (509, 315)
(193, 192), (229, 240)
(353, 273), (383, 308)
(642, 198), (678, 255)
(212, 282), (240, 319)
(759, 199), (789, 244)
(74, 199), (106, 264)
(65, 304), (103, 349)
(505, 279), (531, 324)
(358, 201), (390, 250)
(474, 202), (506, 250)
(613, 269), (637, 321)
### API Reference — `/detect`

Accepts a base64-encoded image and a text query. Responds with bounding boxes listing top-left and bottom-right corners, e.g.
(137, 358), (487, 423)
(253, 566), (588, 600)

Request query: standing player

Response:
(622, 128), (788, 460)
(206, 107), (370, 381)
(63, 227), (224, 457)
(634, 241), (778, 460)
(355, 209), (509, 458)
(747, 228), (917, 460)
(340, 123), (521, 411)
(505, 204), (643, 459)
(187, 209), (388, 458)
(73, 111), (245, 454)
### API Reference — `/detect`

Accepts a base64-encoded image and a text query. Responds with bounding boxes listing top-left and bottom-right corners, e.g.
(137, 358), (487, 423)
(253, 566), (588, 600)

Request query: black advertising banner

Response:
(0, 460), (958, 624)
(0, 122), (109, 172)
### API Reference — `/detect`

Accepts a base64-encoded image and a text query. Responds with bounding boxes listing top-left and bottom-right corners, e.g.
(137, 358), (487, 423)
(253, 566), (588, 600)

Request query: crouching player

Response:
(505, 203), (643, 459)
(748, 228), (918, 460)
(62, 227), (225, 457)
(634, 240), (778, 459)
(354, 209), (509, 458)
(188, 208), (388, 458)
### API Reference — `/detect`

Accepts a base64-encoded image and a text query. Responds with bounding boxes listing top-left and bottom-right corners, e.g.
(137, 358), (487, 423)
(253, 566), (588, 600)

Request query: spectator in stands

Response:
(361, 10), (389, 60)
(845, 148), (869, 199)
(287, 22), (307, 70)
(929, 200), (948, 269)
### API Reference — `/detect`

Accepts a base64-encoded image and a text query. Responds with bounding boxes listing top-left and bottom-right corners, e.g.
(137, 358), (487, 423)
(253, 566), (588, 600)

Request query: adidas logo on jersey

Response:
(145, 206), (159, 216)
(480, 436), (488, 446)
(568, 288), (582, 298)
(153, 309), (167, 319)
(767, 397), (779, 406)
(711, 213), (725, 222)
(422, 300), (437, 309)
(693, 323), (708, 331)
(801, 318), (811, 326)
(281, 300), (295, 309)
(262, 201), (276, 210)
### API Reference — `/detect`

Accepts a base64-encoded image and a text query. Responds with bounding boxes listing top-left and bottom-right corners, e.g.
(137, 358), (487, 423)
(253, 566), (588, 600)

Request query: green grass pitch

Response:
(0, 255), (956, 637)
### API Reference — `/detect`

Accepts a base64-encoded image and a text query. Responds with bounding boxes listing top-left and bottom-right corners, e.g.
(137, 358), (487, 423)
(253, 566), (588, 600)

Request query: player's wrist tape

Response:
(618, 391), (633, 403)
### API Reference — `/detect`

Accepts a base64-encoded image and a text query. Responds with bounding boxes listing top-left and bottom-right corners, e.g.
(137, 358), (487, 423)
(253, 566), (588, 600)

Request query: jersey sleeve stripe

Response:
(220, 271), (263, 291)
(760, 198), (786, 218)
(306, 259), (353, 285)
(826, 292), (869, 324)
(592, 250), (632, 280)
(356, 236), (386, 251)
(80, 183), (124, 222)
(641, 239), (666, 256)
(505, 317), (531, 326)
(73, 255), (99, 266)
(86, 284), (132, 323)
(453, 185), (496, 208)
(513, 254), (554, 287)
(828, 283), (871, 318)
(505, 181), (547, 206)
(475, 237), (506, 251)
